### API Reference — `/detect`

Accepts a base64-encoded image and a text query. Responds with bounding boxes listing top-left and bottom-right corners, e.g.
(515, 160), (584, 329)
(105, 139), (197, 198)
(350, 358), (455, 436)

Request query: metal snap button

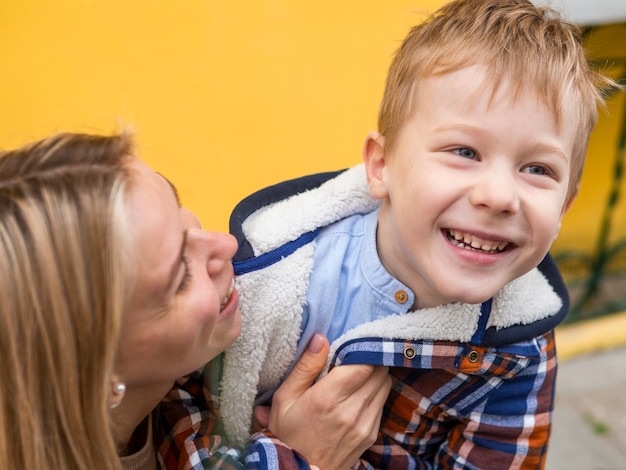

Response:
(468, 350), (480, 363)
(404, 345), (416, 359)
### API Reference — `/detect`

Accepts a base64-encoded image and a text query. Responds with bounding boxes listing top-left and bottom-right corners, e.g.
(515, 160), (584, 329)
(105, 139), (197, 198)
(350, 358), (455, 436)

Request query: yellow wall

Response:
(0, 0), (440, 231)
(1, 1), (624, 257)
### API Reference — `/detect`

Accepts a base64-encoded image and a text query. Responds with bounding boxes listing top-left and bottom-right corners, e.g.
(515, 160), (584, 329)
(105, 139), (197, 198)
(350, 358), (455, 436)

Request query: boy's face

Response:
(364, 65), (576, 309)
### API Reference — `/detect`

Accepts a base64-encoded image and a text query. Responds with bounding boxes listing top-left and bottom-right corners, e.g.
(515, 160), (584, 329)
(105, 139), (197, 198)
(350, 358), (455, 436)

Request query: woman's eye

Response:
(454, 147), (476, 159)
(177, 256), (192, 294)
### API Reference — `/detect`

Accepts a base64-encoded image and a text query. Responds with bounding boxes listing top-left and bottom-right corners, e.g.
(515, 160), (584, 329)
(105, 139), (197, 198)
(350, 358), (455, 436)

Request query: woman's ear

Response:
(362, 131), (388, 200)
(109, 375), (126, 409)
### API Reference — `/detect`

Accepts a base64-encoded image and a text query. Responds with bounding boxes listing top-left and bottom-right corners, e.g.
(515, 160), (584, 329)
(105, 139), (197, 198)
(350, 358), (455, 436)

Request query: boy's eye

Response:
(524, 164), (548, 176)
(177, 255), (192, 294)
(454, 147), (476, 159)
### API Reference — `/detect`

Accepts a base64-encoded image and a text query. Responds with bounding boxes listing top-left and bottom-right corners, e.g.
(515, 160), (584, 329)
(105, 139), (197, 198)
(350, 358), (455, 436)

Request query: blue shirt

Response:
(295, 209), (417, 360)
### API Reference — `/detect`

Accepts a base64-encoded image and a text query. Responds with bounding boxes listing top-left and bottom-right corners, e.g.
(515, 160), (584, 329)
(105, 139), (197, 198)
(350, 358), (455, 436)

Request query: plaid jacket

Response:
(338, 333), (557, 469)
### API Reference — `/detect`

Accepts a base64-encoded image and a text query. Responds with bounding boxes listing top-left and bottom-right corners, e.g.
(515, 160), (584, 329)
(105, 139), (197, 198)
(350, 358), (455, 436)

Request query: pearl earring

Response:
(110, 382), (126, 409)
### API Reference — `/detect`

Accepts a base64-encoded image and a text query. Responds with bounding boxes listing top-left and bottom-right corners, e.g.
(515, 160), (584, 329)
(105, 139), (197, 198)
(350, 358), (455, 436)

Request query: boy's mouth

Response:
(446, 229), (509, 254)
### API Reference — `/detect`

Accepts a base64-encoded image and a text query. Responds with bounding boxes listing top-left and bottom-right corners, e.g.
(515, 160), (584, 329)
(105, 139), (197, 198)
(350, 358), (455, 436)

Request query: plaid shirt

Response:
(156, 328), (555, 469)
(155, 372), (312, 469)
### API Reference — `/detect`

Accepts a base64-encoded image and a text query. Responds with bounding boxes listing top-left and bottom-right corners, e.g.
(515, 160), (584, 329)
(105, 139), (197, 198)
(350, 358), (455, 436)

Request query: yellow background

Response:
(1, 1), (624, 257)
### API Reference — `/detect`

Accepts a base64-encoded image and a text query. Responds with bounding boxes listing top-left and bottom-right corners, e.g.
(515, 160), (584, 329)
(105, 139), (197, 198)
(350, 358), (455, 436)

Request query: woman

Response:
(0, 132), (390, 469)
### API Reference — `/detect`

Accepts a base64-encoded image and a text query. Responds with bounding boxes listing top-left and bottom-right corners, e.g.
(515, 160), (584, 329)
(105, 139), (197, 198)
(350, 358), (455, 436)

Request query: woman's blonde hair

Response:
(0, 132), (135, 469)
(378, 0), (618, 198)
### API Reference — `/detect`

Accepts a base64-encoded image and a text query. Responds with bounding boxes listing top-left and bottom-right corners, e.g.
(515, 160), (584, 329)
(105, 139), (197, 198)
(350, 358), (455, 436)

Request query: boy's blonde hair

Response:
(0, 133), (135, 469)
(378, 0), (616, 198)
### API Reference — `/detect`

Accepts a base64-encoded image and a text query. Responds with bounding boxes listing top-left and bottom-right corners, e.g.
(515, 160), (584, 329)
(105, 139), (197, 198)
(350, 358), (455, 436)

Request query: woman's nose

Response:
(212, 232), (238, 260)
(199, 231), (238, 275)
(181, 207), (201, 229)
(182, 206), (238, 261)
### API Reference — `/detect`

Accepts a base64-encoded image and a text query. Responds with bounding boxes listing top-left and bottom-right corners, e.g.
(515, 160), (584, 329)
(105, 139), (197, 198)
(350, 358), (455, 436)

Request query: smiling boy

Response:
(365, 63), (576, 310)
(217, 0), (616, 468)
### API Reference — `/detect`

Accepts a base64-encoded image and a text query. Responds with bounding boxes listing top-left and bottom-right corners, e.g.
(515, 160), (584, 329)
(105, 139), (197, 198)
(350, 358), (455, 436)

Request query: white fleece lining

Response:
(242, 164), (379, 254)
(488, 268), (561, 329)
(219, 163), (563, 445)
(220, 245), (314, 443)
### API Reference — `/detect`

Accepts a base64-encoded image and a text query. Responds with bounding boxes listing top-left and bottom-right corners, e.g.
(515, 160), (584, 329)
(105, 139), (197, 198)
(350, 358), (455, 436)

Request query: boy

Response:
(216, 0), (616, 467)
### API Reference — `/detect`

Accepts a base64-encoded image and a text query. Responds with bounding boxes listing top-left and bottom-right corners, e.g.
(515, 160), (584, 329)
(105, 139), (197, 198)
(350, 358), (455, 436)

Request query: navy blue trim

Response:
(233, 228), (320, 275)
(471, 298), (493, 345)
(230, 169), (347, 262)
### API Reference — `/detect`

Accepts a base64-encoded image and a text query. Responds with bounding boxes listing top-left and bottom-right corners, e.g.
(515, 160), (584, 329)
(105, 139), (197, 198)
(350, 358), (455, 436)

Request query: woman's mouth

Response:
(446, 229), (509, 254)
(220, 278), (235, 310)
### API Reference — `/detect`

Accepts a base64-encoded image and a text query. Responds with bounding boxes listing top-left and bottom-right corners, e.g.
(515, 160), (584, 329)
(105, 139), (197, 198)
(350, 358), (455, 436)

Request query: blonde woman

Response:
(0, 132), (390, 470)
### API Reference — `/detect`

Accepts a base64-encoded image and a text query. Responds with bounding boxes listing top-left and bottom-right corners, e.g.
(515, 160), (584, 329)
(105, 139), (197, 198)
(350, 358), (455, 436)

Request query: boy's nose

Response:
(468, 170), (520, 214)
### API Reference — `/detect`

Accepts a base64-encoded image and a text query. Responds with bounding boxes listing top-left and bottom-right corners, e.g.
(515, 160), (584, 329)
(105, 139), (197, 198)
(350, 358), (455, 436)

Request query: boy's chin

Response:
(438, 284), (505, 306)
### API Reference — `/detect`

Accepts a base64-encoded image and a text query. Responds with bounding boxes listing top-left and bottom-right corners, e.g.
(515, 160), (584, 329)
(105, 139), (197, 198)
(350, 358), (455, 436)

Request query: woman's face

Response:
(115, 158), (241, 389)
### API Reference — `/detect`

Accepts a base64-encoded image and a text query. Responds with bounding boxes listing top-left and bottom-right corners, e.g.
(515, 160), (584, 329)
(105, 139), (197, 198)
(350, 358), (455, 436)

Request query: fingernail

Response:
(308, 334), (324, 354)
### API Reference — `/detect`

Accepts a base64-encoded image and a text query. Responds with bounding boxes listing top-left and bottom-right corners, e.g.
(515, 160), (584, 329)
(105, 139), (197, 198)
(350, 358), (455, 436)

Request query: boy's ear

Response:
(362, 131), (388, 199)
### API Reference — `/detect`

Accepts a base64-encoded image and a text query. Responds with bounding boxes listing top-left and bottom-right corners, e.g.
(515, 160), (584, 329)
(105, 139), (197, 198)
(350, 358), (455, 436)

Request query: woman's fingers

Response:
(269, 360), (391, 470)
(272, 334), (329, 405)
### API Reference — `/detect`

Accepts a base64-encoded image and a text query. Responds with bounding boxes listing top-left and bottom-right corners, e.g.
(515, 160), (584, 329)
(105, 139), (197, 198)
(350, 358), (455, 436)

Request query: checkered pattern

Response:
(156, 330), (556, 469)
(156, 373), (244, 469)
(155, 373), (312, 469)
(350, 332), (556, 469)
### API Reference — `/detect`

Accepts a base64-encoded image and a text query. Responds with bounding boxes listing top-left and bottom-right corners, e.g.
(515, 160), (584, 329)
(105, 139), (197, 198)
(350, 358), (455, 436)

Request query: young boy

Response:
(216, 0), (616, 467)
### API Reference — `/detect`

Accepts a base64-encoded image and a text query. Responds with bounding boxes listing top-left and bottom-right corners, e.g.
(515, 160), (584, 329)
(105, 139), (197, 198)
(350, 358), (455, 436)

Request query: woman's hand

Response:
(255, 334), (391, 470)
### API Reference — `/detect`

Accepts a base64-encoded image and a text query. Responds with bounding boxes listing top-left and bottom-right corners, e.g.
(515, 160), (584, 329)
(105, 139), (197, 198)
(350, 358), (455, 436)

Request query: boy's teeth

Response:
(447, 230), (508, 253)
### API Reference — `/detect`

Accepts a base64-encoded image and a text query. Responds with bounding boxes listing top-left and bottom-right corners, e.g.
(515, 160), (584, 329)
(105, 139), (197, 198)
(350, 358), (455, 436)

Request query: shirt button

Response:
(394, 290), (408, 303)
(404, 346), (416, 359)
(468, 350), (480, 363)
